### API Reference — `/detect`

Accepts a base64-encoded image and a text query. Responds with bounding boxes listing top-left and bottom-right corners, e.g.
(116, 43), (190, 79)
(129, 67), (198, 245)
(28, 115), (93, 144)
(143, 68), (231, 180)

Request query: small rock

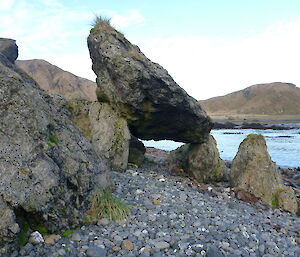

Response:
(44, 234), (61, 245)
(192, 221), (201, 227)
(86, 246), (107, 257)
(207, 245), (225, 257)
(179, 193), (187, 202)
(57, 249), (66, 256)
(154, 241), (170, 249)
(9, 223), (20, 234)
(70, 232), (81, 242)
(28, 231), (44, 245)
(122, 240), (134, 250)
(191, 244), (204, 253)
(112, 246), (121, 251)
(135, 189), (143, 194)
(97, 218), (110, 226)
(152, 200), (162, 205)
(169, 213), (177, 219)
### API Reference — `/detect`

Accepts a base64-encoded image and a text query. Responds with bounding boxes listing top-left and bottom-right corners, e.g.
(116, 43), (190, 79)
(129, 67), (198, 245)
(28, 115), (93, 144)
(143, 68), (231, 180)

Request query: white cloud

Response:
(0, 0), (15, 10)
(2, 0), (299, 101)
(45, 51), (96, 81)
(110, 9), (145, 29)
(0, 1), (144, 81)
(135, 19), (300, 100)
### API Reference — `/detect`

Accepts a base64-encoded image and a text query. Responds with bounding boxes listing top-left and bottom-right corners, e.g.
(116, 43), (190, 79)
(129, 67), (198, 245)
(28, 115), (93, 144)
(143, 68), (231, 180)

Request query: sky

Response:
(1, 0), (300, 100)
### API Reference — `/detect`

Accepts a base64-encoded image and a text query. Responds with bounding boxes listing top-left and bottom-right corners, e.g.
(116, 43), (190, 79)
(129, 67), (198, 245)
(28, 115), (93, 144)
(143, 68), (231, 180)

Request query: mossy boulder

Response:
(87, 23), (212, 143)
(169, 135), (227, 183)
(231, 134), (298, 213)
(0, 39), (112, 253)
(68, 99), (130, 171)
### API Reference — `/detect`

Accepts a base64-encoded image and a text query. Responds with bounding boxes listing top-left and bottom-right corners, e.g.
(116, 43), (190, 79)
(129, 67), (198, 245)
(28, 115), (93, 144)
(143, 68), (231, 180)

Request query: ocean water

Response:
(143, 126), (300, 168)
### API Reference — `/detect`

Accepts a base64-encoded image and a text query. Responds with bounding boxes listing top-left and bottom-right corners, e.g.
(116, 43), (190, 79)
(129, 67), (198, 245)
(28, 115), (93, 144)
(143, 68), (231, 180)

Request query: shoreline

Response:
(145, 147), (300, 199)
(213, 121), (300, 130)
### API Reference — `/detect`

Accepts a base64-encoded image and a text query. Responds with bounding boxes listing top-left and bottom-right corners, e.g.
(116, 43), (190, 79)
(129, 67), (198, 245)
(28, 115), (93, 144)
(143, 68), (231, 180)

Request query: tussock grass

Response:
(86, 191), (130, 221)
(93, 15), (112, 26)
(91, 15), (114, 33)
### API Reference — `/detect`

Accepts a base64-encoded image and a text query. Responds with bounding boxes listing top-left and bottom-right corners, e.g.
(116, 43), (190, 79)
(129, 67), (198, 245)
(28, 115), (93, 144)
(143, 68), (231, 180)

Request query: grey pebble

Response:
(86, 246), (107, 257)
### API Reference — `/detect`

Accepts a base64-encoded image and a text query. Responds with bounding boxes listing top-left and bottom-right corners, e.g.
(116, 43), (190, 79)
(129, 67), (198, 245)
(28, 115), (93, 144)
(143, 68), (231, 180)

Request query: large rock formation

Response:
(231, 134), (298, 213)
(16, 59), (97, 101)
(67, 99), (130, 171)
(0, 38), (112, 252)
(87, 19), (212, 143)
(16, 60), (129, 171)
(169, 135), (227, 183)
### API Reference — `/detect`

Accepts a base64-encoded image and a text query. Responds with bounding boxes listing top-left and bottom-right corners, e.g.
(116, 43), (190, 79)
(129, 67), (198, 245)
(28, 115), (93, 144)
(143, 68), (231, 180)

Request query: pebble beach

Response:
(8, 153), (300, 257)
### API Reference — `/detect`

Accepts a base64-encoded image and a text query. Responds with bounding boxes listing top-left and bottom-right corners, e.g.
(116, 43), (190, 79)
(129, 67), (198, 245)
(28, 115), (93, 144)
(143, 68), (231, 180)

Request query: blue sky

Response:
(1, 0), (300, 99)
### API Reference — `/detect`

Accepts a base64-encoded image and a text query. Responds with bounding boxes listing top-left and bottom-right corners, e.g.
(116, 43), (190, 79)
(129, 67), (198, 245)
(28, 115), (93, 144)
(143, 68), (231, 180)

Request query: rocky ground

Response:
(7, 149), (300, 257)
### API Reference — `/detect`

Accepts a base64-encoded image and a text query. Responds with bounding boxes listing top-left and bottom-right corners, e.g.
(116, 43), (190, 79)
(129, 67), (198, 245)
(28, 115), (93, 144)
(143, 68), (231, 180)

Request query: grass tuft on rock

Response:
(86, 191), (130, 221)
(91, 15), (114, 31)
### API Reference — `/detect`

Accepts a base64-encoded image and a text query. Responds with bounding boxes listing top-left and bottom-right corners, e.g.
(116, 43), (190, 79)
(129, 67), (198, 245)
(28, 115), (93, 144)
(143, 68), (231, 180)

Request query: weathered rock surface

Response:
(87, 20), (212, 143)
(68, 99), (130, 171)
(0, 197), (19, 247)
(16, 59), (97, 101)
(128, 136), (146, 166)
(0, 38), (18, 63)
(187, 135), (227, 183)
(169, 135), (227, 183)
(231, 134), (298, 213)
(0, 38), (112, 250)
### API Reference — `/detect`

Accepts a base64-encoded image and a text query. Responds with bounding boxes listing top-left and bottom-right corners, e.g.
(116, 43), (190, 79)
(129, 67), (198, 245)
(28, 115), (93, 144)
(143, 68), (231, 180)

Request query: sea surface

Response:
(143, 125), (300, 168)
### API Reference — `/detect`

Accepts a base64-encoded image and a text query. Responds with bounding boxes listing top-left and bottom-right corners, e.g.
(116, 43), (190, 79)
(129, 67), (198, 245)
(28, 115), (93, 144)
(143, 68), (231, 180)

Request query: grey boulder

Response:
(87, 20), (212, 143)
(67, 99), (130, 171)
(231, 134), (298, 213)
(0, 38), (112, 250)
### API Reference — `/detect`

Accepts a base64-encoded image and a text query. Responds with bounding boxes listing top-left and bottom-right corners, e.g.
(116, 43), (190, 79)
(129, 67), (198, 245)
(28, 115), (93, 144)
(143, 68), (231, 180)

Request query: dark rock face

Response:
(0, 39), (112, 251)
(0, 38), (18, 63)
(128, 136), (146, 166)
(87, 22), (212, 143)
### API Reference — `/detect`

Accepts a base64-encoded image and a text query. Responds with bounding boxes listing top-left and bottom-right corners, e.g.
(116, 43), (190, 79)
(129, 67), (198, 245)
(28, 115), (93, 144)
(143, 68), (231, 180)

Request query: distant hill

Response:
(199, 82), (300, 120)
(16, 59), (97, 100)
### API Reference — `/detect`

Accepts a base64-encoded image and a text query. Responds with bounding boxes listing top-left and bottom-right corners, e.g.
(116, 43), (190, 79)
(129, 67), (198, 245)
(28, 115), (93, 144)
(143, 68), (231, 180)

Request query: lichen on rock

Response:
(87, 19), (212, 144)
(169, 135), (227, 183)
(67, 99), (130, 171)
(0, 38), (112, 252)
(231, 134), (298, 213)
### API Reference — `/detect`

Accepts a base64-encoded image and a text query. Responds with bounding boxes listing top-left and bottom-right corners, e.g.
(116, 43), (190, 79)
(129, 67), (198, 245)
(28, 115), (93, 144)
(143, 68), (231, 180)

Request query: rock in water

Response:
(87, 19), (212, 143)
(0, 38), (112, 251)
(231, 134), (298, 213)
(169, 135), (227, 183)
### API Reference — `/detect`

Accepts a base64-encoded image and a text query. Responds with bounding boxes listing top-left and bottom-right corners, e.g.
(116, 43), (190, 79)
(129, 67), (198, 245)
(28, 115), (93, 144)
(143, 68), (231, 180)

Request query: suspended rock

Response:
(87, 19), (212, 143)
